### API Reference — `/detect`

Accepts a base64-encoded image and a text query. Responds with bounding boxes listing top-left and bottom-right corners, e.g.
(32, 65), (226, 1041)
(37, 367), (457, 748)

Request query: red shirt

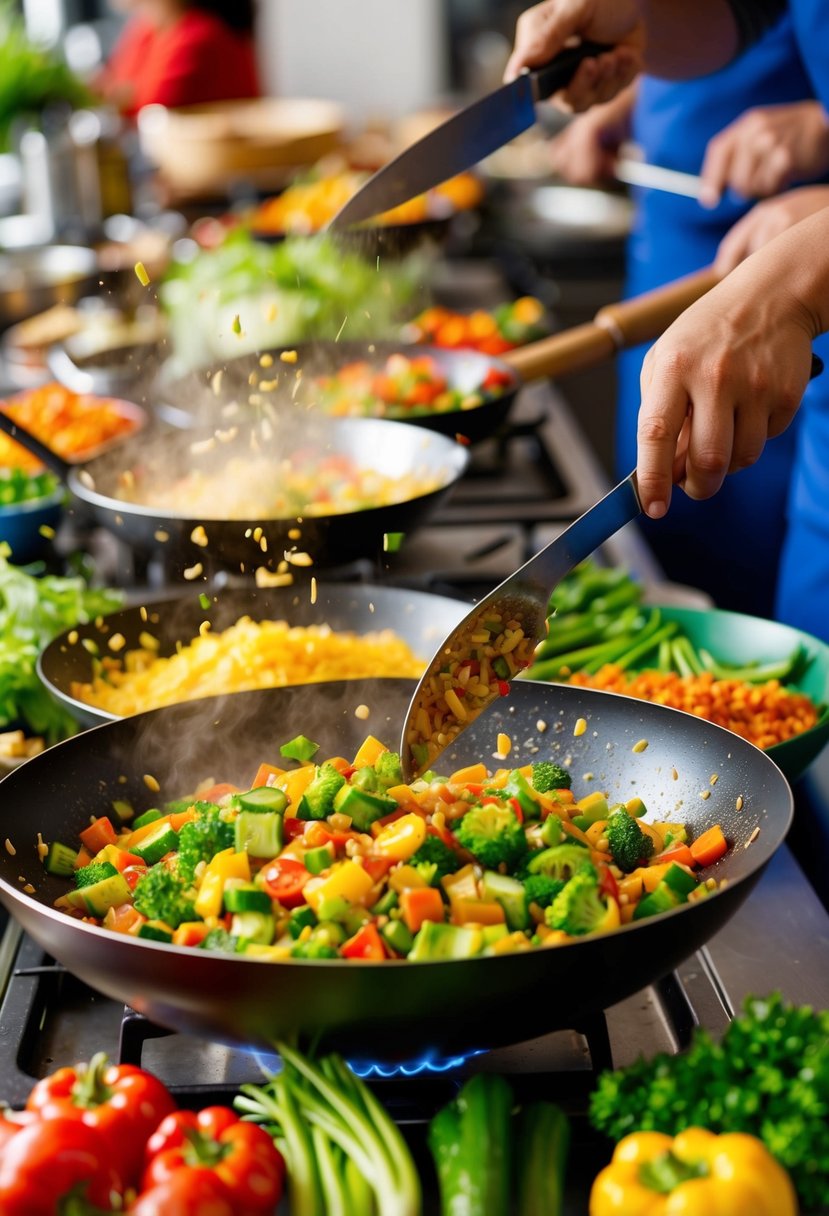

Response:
(101, 10), (260, 116)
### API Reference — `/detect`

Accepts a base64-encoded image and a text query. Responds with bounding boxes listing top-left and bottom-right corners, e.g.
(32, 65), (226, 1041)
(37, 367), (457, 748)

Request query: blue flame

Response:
(349, 1049), (484, 1078)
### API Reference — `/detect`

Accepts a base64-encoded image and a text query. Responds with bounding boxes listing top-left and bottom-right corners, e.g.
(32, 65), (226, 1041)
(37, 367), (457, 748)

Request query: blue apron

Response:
(614, 15), (820, 620)
(773, 2), (829, 640)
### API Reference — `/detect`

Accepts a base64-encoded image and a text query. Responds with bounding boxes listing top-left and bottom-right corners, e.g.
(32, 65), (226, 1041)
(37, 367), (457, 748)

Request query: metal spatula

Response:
(399, 472), (641, 779)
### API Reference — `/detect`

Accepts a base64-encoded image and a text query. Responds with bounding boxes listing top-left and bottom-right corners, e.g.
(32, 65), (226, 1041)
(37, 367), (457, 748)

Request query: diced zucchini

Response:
(132, 808), (162, 831)
(111, 799), (134, 823)
(44, 841), (79, 878)
(66, 873), (132, 917)
(138, 920), (174, 943)
(288, 905), (317, 938)
(332, 786), (397, 832)
(481, 871), (530, 931)
(382, 919), (414, 955)
(311, 921), (348, 948)
(234, 810), (282, 858)
(409, 921), (483, 961)
(230, 910), (275, 945)
(132, 824), (179, 865)
(224, 881), (272, 914)
(304, 843), (335, 875)
(235, 786), (288, 815)
(371, 889), (399, 916)
(576, 793), (609, 824)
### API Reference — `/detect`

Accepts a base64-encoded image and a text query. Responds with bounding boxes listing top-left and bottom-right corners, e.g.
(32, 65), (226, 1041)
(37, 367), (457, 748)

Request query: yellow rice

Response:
(72, 616), (424, 717)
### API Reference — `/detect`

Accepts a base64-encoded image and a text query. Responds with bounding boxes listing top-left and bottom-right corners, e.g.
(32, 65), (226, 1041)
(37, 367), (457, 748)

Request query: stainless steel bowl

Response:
(0, 245), (98, 331)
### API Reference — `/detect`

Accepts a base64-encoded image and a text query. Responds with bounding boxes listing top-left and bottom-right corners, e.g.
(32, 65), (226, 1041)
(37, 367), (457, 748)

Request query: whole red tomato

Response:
(27, 1053), (176, 1185)
(144, 1106), (284, 1212)
(0, 1116), (121, 1215)
(130, 1168), (241, 1216)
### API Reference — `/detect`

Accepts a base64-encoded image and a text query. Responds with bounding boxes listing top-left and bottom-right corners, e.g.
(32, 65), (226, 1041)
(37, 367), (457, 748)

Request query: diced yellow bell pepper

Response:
(577, 791), (609, 815)
(243, 943), (294, 961)
(194, 848), (251, 919)
(441, 863), (480, 906)
(303, 860), (375, 912)
(94, 843), (129, 867)
(452, 899), (506, 927)
(585, 820), (609, 847)
(385, 784), (422, 812)
(448, 762), (488, 785)
(373, 812), (427, 860)
(640, 862), (692, 893)
(352, 735), (388, 768)
(275, 765), (316, 809)
(617, 873), (643, 903)
(625, 796), (647, 817)
(388, 864), (429, 893)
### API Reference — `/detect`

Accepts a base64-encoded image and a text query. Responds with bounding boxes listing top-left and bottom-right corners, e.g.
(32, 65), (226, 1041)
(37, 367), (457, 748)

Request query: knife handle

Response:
(529, 41), (614, 103)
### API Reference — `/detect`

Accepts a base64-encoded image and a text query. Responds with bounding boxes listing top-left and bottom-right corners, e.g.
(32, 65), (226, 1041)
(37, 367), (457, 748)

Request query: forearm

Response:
(640, 0), (785, 78)
(745, 206), (829, 338)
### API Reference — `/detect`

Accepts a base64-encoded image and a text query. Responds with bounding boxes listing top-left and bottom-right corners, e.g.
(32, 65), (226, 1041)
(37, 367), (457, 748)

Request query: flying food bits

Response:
(199, 621), (211, 638)
(36, 833), (48, 861)
(285, 551), (313, 567)
(183, 563), (204, 581)
(190, 525), (208, 547)
(354, 704), (370, 720)
(199, 592), (211, 611)
(139, 607), (148, 623)
(134, 261), (150, 287)
(736, 795), (744, 811)
(143, 773), (161, 793)
(493, 732), (512, 761)
(536, 719), (548, 733)
(232, 314), (242, 336)
(255, 567), (294, 588)
(632, 739), (649, 754)
(260, 353), (274, 368)
(573, 717), (587, 738)
(38, 524), (55, 539)
(280, 350), (298, 364)
(107, 633), (126, 653)
(310, 576), (317, 605)
(211, 369), (224, 397)
(67, 630), (79, 645)
(4, 839), (15, 856)
(335, 316), (348, 342)
(287, 527), (302, 541)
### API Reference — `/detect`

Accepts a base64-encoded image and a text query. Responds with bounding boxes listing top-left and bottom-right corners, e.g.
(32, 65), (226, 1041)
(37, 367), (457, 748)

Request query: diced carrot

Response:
(251, 762), (285, 789)
(400, 887), (445, 933)
(173, 922), (210, 948)
(656, 844), (695, 868)
(79, 817), (117, 854)
(690, 825), (728, 867)
(73, 847), (93, 870)
(452, 899), (506, 927)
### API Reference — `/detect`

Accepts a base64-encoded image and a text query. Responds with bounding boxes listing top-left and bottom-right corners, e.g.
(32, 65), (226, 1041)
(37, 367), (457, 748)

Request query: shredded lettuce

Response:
(0, 546), (123, 741)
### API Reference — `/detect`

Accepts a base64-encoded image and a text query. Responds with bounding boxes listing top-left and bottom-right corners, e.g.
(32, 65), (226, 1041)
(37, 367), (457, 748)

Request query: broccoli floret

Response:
(606, 809), (654, 873)
(455, 803), (527, 872)
(74, 861), (118, 889)
(523, 874), (566, 909)
(176, 805), (234, 880)
(410, 835), (460, 882)
(527, 843), (593, 882)
(374, 751), (404, 790)
(133, 865), (196, 929)
(298, 762), (346, 819)
(545, 866), (608, 935)
(199, 927), (239, 953)
(531, 761), (572, 793)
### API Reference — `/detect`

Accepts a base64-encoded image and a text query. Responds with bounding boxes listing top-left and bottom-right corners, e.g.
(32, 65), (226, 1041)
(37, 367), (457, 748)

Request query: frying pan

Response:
(0, 678), (792, 1058)
(161, 267), (719, 445)
(38, 583), (467, 729)
(0, 413), (468, 573)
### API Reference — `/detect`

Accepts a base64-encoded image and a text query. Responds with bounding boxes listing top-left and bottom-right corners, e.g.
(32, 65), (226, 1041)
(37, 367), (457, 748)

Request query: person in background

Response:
(96, 0), (260, 118)
(544, 17), (829, 619)
(508, 0), (826, 646)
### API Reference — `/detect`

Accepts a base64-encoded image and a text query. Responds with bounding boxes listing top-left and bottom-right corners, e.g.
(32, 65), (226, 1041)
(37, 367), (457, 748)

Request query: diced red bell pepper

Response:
(509, 797), (524, 824)
(362, 855), (396, 884)
(341, 923), (386, 961)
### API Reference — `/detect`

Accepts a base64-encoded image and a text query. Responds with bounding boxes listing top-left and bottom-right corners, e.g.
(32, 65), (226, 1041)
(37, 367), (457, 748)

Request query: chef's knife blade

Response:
(329, 40), (610, 232)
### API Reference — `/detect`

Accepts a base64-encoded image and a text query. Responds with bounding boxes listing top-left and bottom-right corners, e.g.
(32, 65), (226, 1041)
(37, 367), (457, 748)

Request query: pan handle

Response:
(502, 266), (719, 382)
(0, 410), (71, 481)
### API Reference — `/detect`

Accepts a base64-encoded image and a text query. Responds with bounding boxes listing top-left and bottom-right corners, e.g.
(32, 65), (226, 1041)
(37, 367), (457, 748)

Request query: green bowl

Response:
(643, 606), (829, 783)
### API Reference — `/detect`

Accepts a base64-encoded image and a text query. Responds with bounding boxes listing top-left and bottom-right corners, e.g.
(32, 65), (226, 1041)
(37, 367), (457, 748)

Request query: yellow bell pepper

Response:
(441, 863), (479, 907)
(194, 848), (251, 920)
(448, 762), (488, 785)
(275, 765), (316, 809)
(589, 1128), (798, 1216)
(352, 735), (387, 768)
(373, 812), (427, 860)
(303, 860), (375, 912)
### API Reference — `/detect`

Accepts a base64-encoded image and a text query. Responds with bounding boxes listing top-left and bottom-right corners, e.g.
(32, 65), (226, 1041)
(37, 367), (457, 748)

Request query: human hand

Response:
(504, 0), (643, 111)
(716, 185), (829, 274)
(548, 85), (636, 184)
(636, 265), (815, 518)
(700, 102), (829, 207)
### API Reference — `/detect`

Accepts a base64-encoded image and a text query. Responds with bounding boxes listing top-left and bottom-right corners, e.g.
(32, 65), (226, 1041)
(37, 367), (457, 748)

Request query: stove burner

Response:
(349, 1050), (485, 1079)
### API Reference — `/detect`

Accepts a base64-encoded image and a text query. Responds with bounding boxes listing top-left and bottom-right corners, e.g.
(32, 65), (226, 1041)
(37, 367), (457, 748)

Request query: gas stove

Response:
(2, 845), (827, 1213)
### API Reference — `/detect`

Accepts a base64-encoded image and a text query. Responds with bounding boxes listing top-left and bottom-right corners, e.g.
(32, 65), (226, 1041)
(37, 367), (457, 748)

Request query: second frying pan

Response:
(161, 267), (719, 444)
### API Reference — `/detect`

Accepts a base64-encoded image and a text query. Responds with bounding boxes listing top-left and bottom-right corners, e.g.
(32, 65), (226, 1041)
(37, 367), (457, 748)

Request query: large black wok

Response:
(160, 268), (719, 445)
(0, 412), (468, 572)
(38, 583), (467, 729)
(0, 679), (791, 1059)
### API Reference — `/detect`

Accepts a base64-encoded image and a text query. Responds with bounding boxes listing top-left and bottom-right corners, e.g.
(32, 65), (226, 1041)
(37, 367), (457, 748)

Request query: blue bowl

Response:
(0, 488), (64, 563)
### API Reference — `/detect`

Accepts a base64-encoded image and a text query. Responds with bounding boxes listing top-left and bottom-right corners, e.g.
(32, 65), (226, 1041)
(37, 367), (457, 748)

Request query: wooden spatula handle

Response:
(503, 266), (719, 383)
